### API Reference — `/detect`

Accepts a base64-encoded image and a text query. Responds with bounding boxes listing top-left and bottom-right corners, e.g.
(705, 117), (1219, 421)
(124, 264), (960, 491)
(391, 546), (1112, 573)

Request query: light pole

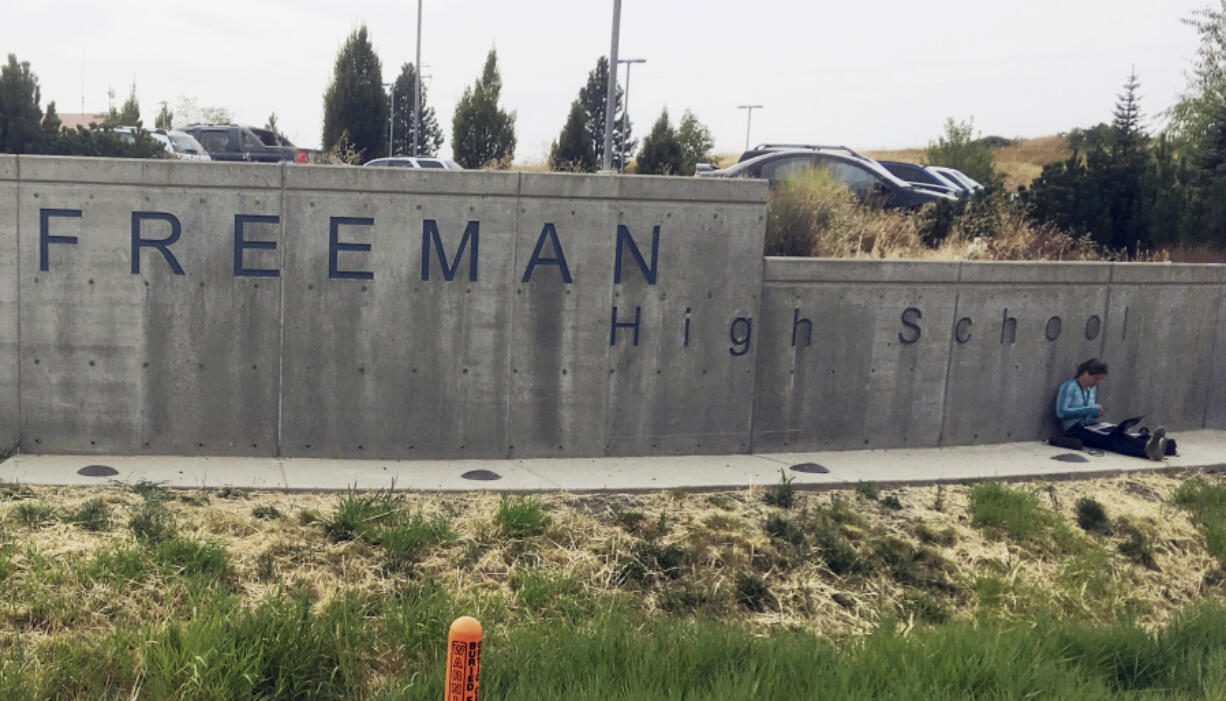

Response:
(737, 104), (763, 151)
(617, 58), (645, 173)
(414, 0), (422, 156)
(602, 0), (622, 171)
(384, 82), (395, 156)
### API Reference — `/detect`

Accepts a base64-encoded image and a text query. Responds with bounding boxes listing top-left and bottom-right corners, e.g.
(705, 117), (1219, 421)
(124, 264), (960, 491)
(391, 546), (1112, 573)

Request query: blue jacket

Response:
(1055, 379), (1101, 431)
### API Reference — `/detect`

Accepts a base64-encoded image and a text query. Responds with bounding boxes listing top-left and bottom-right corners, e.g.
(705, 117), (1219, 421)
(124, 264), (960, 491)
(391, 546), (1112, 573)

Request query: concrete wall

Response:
(2, 154), (1222, 460)
(1, 155), (766, 459)
(751, 258), (1226, 453)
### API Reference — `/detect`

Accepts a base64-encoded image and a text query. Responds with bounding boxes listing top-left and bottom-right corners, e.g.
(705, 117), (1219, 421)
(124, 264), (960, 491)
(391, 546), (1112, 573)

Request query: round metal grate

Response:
(77, 464), (119, 477)
(1050, 453), (1090, 463)
(461, 469), (502, 481)
(789, 462), (830, 474)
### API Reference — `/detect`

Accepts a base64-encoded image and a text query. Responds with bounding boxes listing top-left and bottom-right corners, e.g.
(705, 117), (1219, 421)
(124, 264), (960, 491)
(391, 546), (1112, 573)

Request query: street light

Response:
(617, 58), (645, 173)
(414, 0), (422, 156)
(737, 105), (763, 152)
(602, 0), (622, 171)
(383, 82), (396, 157)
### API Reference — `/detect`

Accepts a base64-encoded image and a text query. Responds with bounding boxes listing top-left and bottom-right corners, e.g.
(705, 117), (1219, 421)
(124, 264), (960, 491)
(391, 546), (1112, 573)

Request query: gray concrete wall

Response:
(4, 154), (1223, 460)
(753, 258), (1226, 452)
(0, 157), (18, 452)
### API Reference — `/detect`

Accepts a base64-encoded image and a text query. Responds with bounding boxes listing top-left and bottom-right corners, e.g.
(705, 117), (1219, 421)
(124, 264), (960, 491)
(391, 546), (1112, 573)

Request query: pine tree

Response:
(578, 56), (634, 169)
(322, 25), (389, 162)
(390, 62), (443, 156)
(549, 100), (595, 172)
(451, 49), (516, 169)
(105, 84), (141, 127)
(155, 102), (174, 130)
(0, 54), (44, 154)
(676, 110), (714, 175)
(635, 109), (683, 175)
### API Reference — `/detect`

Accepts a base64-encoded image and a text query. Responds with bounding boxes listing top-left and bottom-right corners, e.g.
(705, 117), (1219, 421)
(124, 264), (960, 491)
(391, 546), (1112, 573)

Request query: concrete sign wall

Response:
(2, 154), (1223, 461)
(752, 258), (1226, 453)
(1, 155), (766, 459)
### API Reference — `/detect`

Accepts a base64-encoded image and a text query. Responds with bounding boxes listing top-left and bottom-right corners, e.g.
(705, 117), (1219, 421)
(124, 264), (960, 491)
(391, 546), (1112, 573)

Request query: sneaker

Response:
(1144, 433), (1164, 461)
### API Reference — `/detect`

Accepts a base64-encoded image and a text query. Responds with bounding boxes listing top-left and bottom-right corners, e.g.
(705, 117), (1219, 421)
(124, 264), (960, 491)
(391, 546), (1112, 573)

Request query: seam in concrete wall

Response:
(502, 173), (523, 458)
(13, 155), (21, 450)
(1203, 281), (1224, 429)
(275, 163), (288, 457)
(747, 257), (767, 454)
(1100, 264), (1115, 360)
(936, 262), (964, 446)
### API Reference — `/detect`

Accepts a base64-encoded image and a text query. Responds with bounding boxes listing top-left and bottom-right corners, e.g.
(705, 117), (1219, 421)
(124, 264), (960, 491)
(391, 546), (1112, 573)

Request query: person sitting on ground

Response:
(1055, 358), (1168, 461)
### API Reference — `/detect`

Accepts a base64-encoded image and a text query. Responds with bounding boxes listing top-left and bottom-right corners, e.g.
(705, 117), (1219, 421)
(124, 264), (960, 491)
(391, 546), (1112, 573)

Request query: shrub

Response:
(881, 494), (903, 510)
(129, 502), (177, 543)
(1075, 497), (1110, 533)
(621, 540), (687, 583)
(763, 469), (797, 509)
(855, 482), (881, 501)
(66, 498), (111, 531)
(734, 573), (775, 612)
(811, 520), (859, 575)
(11, 501), (55, 527)
(1118, 527), (1160, 571)
(252, 504), (282, 520)
(496, 495), (550, 538)
(764, 514), (806, 548)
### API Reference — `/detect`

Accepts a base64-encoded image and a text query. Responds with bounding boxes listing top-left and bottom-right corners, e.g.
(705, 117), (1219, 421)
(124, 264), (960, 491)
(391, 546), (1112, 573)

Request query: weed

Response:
(216, 486), (249, 499)
(614, 510), (647, 534)
(855, 482), (880, 501)
(321, 488), (402, 542)
(115, 479), (173, 504)
(666, 487), (688, 501)
(932, 484), (946, 512)
(252, 504), (282, 520)
(734, 573), (775, 612)
(621, 540), (687, 583)
(881, 494), (903, 511)
(154, 537), (231, 579)
(764, 469), (797, 509)
(65, 498), (111, 531)
(496, 495), (550, 538)
(129, 502), (177, 543)
(826, 493), (866, 528)
(511, 568), (590, 620)
(297, 508), (321, 526)
(11, 501), (56, 527)
(764, 513), (806, 548)
(1172, 478), (1226, 566)
(703, 513), (742, 531)
(1045, 485), (1061, 511)
(0, 485), (36, 501)
(916, 522), (958, 547)
(459, 541), (490, 568)
(902, 593), (953, 624)
(377, 513), (456, 573)
(1076, 497), (1110, 534)
(811, 520), (859, 575)
(969, 482), (1052, 542)
(82, 544), (150, 586)
(1117, 524), (1160, 571)
(705, 494), (736, 511)
(256, 553), (277, 581)
(659, 584), (722, 615)
(177, 491), (210, 507)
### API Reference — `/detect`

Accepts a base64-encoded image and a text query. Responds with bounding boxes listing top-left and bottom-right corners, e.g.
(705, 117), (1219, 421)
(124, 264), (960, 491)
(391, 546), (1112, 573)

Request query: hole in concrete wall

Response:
(790, 463), (829, 474)
(78, 465), (119, 477)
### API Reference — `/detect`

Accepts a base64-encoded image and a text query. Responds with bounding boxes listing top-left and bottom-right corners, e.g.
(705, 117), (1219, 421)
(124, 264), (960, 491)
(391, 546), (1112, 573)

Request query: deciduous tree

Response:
(677, 110), (715, 175)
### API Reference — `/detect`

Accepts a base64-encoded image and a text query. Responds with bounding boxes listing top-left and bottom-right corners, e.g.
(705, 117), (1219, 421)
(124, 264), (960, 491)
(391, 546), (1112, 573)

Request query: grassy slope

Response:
(865, 135), (1071, 192)
(0, 472), (1224, 697)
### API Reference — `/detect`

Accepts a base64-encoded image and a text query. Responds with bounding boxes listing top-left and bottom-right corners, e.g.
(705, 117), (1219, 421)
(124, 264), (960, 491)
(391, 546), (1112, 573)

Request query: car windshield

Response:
(883, 163), (943, 186)
(168, 133), (207, 155)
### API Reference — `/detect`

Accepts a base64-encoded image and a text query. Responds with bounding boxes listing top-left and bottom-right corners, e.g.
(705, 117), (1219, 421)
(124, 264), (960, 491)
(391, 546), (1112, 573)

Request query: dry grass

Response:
(0, 470), (1223, 650)
(993, 135), (1071, 191)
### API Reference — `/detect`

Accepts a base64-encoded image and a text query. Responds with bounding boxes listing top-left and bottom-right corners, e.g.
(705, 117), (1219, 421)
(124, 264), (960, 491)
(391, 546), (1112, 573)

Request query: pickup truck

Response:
(180, 124), (300, 163)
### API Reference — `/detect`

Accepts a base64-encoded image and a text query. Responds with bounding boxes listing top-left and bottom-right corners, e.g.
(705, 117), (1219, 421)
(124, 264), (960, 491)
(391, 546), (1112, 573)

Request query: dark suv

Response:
(181, 124), (299, 163)
(700, 146), (957, 209)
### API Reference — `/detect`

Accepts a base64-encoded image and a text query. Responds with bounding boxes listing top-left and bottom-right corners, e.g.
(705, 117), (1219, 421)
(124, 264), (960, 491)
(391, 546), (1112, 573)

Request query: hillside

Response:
(865, 135), (1071, 191)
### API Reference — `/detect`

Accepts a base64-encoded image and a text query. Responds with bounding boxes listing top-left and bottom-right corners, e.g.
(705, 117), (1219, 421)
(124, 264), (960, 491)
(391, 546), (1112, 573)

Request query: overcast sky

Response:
(1, 0), (1211, 162)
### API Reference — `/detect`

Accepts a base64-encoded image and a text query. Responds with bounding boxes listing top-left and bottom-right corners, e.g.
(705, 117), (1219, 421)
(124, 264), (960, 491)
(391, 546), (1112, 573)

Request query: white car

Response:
(151, 129), (212, 161)
(364, 156), (463, 170)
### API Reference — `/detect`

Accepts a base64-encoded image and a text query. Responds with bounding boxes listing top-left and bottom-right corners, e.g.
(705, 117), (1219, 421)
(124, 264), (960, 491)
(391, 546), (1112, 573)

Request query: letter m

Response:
(421, 220), (479, 281)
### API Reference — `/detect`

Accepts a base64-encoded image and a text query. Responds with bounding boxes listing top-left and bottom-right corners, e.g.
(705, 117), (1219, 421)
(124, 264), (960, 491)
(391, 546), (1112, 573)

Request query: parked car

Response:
(699, 148), (957, 209)
(927, 166), (984, 197)
(180, 124), (299, 163)
(248, 127), (333, 164)
(877, 161), (964, 198)
(364, 156), (464, 170)
(150, 129), (211, 161)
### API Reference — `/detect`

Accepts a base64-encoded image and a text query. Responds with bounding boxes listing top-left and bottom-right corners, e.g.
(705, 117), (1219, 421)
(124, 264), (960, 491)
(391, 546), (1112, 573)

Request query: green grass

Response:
(9, 501), (55, 528)
(128, 501), (177, 542)
(64, 498), (111, 531)
(968, 482), (1086, 555)
(320, 487), (403, 542)
(1172, 478), (1226, 566)
(495, 495), (550, 538)
(153, 537), (231, 579)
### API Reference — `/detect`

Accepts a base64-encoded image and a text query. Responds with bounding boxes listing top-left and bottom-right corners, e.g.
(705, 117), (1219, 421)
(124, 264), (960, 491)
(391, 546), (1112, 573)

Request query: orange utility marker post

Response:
(445, 616), (483, 701)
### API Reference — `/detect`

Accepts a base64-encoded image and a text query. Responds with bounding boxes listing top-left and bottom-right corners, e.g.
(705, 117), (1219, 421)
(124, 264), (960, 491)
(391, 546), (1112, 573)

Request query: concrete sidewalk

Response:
(2, 430), (1224, 493)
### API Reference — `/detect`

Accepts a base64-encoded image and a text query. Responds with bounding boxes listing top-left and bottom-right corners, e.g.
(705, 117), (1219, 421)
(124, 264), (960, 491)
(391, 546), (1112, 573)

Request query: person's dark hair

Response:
(1076, 358), (1108, 377)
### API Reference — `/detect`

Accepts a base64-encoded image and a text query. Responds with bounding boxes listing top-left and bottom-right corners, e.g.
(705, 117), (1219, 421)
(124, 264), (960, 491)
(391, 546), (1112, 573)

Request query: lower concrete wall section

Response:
(752, 258), (1226, 452)
(0, 158), (18, 452)
(4, 154), (1223, 460)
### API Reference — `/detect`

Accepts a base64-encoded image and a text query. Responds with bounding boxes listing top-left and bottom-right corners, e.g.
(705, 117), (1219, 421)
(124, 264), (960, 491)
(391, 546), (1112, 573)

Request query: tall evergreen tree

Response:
(155, 102), (174, 130)
(390, 62), (443, 156)
(322, 25), (389, 162)
(578, 56), (634, 169)
(0, 54), (44, 153)
(549, 100), (595, 172)
(635, 109), (683, 175)
(451, 49), (516, 169)
(676, 110), (715, 175)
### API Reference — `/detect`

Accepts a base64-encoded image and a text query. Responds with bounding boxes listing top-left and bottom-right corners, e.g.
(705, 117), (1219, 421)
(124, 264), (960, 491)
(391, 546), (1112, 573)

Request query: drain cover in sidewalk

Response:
(790, 463), (830, 474)
(461, 469), (502, 481)
(77, 464), (119, 477)
(1050, 453), (1090, 463)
